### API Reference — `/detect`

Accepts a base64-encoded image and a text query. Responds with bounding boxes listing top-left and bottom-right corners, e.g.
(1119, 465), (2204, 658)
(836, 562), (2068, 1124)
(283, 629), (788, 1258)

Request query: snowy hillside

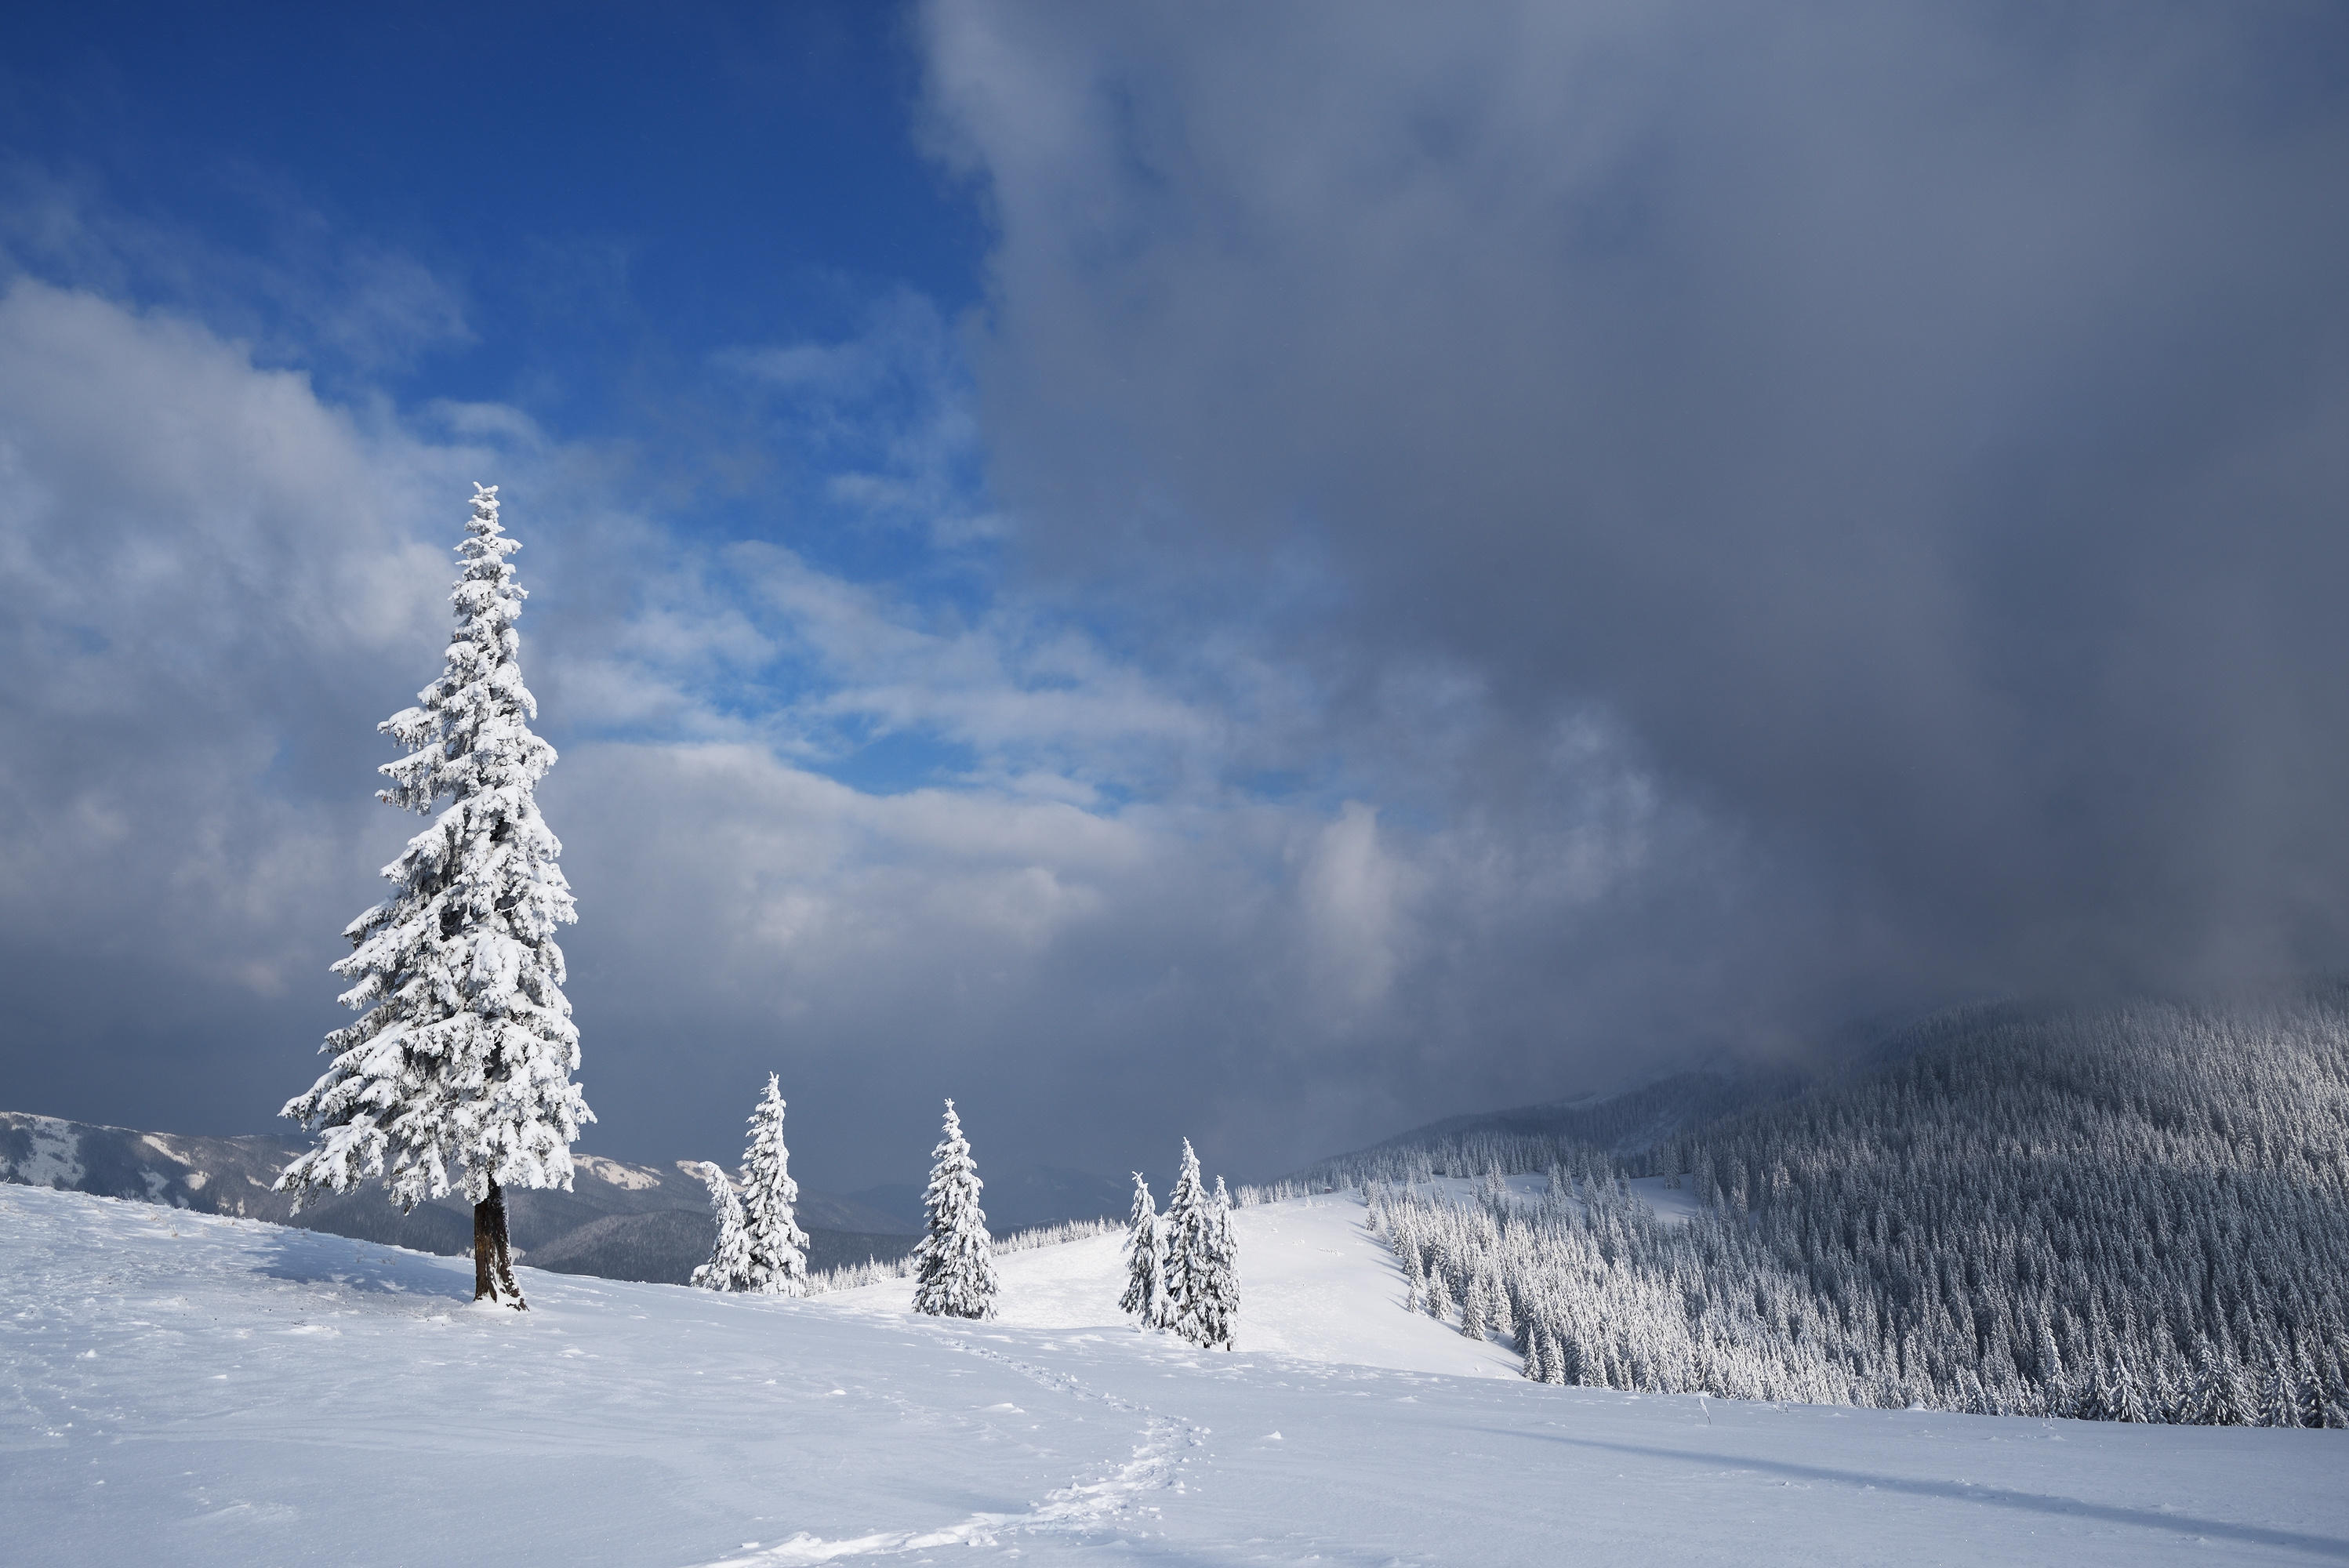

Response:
(1289, 992), (2349, 1424)
(0, 1109), (917, 1283)
(7, 1184), (2344, 1565)
(827, 1189), (1523, 1379)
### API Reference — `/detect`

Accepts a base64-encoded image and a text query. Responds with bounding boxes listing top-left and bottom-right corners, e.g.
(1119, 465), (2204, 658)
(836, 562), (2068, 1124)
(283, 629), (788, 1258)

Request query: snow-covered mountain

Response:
(1287, 989), (2349, 1425)
(6, 1180), (2341, 1563)
(0, 1111), (914, 1283)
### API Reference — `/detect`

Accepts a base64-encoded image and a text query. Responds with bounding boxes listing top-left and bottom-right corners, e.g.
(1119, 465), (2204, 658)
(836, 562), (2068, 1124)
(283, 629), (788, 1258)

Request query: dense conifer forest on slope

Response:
(1330, 991), (2349, 1424)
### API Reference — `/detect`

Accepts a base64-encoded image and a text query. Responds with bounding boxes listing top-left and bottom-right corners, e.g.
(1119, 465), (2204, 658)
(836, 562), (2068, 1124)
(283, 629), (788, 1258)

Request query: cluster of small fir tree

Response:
(1126, 1139), (1238, 1348)
(693, 1074), (810, 1294)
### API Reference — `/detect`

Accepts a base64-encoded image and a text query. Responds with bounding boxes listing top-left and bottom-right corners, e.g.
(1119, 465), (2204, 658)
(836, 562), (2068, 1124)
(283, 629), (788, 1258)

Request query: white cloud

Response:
(0, 246), (1677, 1181)
(1297, 803), (1416, 1020)
(0, 279), (463, 990)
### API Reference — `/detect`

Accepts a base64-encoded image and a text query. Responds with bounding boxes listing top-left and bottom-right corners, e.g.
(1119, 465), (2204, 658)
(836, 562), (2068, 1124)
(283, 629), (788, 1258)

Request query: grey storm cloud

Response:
(0, 267), (1669, 1183)
(920, 2), (2349, 1015)
(6, 5), (2347, 1193)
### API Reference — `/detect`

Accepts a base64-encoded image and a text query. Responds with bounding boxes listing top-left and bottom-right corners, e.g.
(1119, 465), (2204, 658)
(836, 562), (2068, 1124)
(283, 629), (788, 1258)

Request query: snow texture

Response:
(6, 1183), (2344, 1566)
(278, 484), (590, 1213)
(910, 1099), (997, 1319)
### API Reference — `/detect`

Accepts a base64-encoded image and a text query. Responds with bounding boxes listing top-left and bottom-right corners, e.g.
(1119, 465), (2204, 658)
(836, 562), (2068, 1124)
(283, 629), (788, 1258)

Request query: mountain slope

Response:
(5, 1182), (2342, 1566)
(1330, 989), (2349, 1423)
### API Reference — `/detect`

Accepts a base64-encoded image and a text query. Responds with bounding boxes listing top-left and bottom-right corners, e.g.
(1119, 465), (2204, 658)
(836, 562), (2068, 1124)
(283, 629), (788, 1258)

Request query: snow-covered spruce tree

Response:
(739, 1074), (811, 1296)
(1423, 1267), (1454, 1323)
(1460, 1274), (1490, 1341)
(1192, 1174), (1240, 1351)
(691, 1161), (753, 1291)
(912, 1099), (998, 1319)
(1164, 1139), (1213, 1345)
(278, 484), (589, 1309)
(1118, 1171), (1168, 1329)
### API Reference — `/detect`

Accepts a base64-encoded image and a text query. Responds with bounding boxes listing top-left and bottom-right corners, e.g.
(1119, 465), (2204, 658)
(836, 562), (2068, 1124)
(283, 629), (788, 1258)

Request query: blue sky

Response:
(4, 3), (2347, 1190)
(2, 4), (990, 587)
(3, 5), (974, 390)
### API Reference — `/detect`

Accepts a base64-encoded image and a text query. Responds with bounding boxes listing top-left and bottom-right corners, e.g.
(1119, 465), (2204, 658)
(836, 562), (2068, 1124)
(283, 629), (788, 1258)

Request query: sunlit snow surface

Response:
(4, 1185), (2344, 1566)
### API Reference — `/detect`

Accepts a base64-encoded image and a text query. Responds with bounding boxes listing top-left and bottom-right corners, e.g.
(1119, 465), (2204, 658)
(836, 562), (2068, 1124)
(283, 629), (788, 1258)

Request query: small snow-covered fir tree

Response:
(739, 1074), (810, 1296)
(1118, 1171), (1168, 1329)
(2293, 1345), (2326, 1428)
(278, 484), (589, 1309)
(912, 1099), (997, 1319)
(690, 1161), (752, 1291)
(1460, 1274), (1490, 1341)
(1424, 1267), (1454, 1323)
(2188, 1349), (2249, 1426)
(1164, 1139), (1211, 1345)
(1537, 1324), (1569, 1385)
(1193, 1174), (1240, 1351)
(2258, 1352), (2299, 1428)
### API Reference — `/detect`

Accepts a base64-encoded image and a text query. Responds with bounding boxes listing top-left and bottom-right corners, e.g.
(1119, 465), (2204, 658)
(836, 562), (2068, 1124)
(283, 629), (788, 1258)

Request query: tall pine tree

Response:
(690, 1161), (752, 1291)
(1118, 1171), (1168, 1329)
(278, 484), (589, 1308)
(739, 1074), (810, 1296)
(912, 1099), (998, 1319)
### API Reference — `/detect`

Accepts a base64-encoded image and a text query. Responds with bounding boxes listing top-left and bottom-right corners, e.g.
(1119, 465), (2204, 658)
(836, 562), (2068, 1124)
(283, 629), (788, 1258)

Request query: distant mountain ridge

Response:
(1297, 1059), (1805, 1184)
(0, 1111), (915, 1285)
(848, 1163), (1133, 1235)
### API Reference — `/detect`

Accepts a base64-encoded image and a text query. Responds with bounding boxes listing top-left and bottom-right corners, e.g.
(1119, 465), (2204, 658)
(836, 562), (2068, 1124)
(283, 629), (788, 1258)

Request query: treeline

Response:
(1363, 992), (2349, 1425)
(806, 1215), (1124, 1294)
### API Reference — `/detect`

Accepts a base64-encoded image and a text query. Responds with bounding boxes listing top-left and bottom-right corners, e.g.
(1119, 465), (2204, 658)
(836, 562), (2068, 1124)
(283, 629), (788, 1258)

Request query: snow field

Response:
(5, 1183), (2345, 1566)
(826, 1188), (1523, 1378)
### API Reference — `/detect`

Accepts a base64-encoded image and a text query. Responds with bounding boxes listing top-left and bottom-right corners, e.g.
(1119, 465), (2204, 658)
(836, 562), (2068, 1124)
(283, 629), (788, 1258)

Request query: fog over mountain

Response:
(1, 4), (2345, 1189)
(925, 2), (2349, 1023)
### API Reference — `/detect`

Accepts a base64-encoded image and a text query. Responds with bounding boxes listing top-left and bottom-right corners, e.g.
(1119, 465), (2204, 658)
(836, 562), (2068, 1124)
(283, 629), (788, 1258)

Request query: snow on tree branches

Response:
(911, 1099), (997, 1319)
(1164, 1140), (1207, 1341)
(1356, 993), (2349, 1423)
(690, 1161), (752, 1292)
(1196, 1175), (1240, 1350)
(277, 484), (590, 1308)
(1162, 1139), (1237, 1348)
(738, 1074), (810, 1295)
(1118, 1171), (1168, 1329)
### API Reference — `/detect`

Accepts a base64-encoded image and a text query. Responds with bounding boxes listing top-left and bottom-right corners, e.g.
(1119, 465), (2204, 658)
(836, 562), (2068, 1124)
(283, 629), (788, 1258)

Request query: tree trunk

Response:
(474, 1178), (527, 1309)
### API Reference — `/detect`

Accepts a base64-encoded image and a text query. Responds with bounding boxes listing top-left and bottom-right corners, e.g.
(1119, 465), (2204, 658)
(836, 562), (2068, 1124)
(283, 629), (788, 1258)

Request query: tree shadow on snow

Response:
(1513, 1430), (2349, 1559)
(253, 1222), (474, 1302)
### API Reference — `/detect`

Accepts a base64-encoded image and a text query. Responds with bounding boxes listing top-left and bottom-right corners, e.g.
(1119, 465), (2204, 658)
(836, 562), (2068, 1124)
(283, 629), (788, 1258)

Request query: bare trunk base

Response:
(474, 1179), (527, 1309)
